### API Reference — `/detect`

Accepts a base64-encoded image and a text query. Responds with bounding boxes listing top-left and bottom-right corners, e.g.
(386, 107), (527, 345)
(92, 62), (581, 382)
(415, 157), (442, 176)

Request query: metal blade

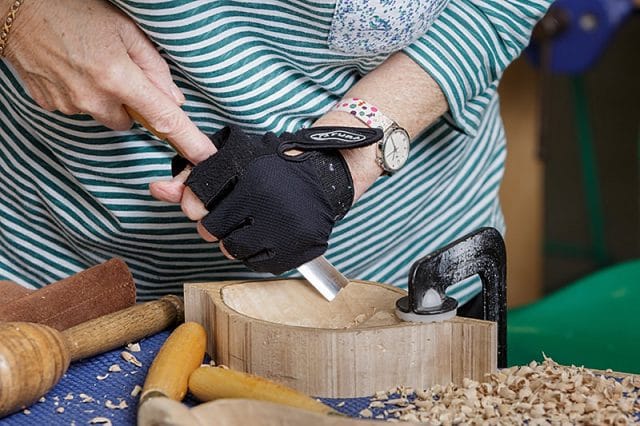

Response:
(296, 256), (349, 301)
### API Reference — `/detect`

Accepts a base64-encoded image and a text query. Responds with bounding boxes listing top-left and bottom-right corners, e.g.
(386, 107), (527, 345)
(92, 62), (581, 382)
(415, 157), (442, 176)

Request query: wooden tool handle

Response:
(141, 322), (206, 403)
(188, 366), (335, 415)
(124, 105), (187, 158)
(63, 295), (184, 362)
(141, 398), (410, 426)
(124, 106), (168, 140)
(0, 322), (70, 418)
(138, 397), (200, 426)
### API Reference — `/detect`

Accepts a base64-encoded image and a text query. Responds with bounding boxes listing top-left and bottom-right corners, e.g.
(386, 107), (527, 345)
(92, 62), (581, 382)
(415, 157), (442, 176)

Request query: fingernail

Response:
(170, 84), (186, 105)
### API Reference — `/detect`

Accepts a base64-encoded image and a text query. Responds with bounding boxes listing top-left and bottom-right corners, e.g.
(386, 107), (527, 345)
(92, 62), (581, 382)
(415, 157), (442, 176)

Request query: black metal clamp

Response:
(395, 227), (507, 368)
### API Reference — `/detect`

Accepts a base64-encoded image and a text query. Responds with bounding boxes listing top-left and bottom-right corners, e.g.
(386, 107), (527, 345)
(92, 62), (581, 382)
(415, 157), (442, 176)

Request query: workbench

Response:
(1, 329), (639, 425)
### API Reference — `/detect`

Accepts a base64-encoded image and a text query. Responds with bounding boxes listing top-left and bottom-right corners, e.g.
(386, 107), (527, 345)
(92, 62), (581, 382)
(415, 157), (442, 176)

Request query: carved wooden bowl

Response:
(185, 279), (496, 398)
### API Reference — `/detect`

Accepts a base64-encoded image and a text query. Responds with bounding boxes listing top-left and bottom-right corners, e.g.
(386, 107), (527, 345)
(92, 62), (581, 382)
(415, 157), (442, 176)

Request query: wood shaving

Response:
(374, 356), (640, 424)
(96, 373), (109, 380)
(22, 409), (30, 415)
(89, 418), (112, 425)
(336, 401), (345, 407)
(38, 397), (46, 403)
(386, 398), (409, 406)
(126, 342), (141, 352)
(105, 399), (128, 410)
(56, 407), (64, 414)
(64, 393), (74, 400)
(359, 408), (373, 418)
(375, 391), (389, 400)
(108, 364), (122, 373)
(121, 351), (142, 367)
(79, 393), (95, 403)
(346, 313), (367, 329)
(130, 384), (143, 398)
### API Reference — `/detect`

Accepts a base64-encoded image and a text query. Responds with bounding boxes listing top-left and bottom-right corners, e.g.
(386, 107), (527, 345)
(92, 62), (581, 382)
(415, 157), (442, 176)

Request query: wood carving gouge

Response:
(297, 255), (349, 301)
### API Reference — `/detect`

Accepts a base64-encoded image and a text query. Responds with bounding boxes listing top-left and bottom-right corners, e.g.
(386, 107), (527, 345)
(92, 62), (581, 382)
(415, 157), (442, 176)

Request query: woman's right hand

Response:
(2, 0), (214, 163)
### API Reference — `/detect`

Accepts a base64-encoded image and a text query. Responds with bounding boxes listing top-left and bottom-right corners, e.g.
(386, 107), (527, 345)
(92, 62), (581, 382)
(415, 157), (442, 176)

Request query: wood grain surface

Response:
(185, 279), (497, 398)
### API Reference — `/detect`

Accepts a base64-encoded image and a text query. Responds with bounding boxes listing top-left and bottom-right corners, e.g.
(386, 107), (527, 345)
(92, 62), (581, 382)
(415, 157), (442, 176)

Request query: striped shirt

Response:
(0, 0), (550, 301)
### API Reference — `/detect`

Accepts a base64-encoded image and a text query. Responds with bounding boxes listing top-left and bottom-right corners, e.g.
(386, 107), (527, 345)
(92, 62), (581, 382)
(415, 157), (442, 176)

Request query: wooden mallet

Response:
(0, 295), (184, 418)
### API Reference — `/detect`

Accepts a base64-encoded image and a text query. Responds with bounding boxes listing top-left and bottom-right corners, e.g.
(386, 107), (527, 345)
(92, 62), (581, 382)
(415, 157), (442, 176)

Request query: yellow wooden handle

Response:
(141, 322), (207, 403)
(188, 366), (335, 415)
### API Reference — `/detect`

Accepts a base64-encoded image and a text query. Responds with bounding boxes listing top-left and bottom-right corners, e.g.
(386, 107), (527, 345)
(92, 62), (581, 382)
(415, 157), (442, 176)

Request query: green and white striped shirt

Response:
(0, 0), (550, 301)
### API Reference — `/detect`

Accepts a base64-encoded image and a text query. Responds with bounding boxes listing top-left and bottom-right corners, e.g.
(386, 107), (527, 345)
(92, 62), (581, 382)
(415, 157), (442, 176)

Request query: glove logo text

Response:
(309, 130), (366, 143)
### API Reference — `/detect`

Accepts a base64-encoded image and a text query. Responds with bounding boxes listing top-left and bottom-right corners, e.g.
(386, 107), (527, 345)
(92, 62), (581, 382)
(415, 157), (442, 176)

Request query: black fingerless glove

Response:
(174, 125), (383, 274)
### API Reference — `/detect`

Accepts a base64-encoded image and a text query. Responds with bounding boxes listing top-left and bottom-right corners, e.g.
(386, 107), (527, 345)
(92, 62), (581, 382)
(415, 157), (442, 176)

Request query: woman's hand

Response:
(160, 125), (383, 269)
(3, 0), (213, 162)
(149, 52), (446, 257)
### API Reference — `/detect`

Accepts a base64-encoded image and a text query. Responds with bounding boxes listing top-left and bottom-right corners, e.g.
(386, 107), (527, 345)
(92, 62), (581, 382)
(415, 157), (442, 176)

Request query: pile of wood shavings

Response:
(361, 356), (640, 425)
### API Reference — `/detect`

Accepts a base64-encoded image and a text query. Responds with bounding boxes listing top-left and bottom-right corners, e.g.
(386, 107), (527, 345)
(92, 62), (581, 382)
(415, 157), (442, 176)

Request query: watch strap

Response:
(332, 98), (395, 130)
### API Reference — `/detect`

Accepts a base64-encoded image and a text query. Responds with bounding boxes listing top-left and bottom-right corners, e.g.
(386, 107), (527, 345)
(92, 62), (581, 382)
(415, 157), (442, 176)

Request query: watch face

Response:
(382, 128), (410, 172)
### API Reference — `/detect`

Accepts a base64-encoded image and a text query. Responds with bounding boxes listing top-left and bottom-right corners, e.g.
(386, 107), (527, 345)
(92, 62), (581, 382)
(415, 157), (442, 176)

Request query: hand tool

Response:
(0, 258), (136, 330)
(188, 365), (336, 415)
(139, 398), (423, 426)
(395, 227), (507, 367)
(0, 295), (184, 418)
(138, 321), (206, 414)
(125, 106), (349, 301)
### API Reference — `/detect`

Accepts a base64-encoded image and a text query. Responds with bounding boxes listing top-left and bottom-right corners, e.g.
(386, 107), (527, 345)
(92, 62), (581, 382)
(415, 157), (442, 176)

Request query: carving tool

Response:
(188, 365), (336, 415)
(125, 106), (349, 301)
(139, 398), (423, 426)
(0, 295), (184, 418)
(138, 321), (206, 416)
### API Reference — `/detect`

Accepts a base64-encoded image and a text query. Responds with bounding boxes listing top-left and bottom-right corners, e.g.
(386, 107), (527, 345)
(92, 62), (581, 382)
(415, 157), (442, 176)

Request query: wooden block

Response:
(185, 279), (497, 398)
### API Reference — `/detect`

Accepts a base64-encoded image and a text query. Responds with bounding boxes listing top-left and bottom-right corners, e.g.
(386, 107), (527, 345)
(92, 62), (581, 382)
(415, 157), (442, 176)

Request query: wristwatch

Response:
(332, 98), (411, 175)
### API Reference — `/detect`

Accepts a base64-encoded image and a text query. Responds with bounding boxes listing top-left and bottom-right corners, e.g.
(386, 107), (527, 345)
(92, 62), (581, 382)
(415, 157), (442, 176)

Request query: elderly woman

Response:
(0, 0), (551, 309)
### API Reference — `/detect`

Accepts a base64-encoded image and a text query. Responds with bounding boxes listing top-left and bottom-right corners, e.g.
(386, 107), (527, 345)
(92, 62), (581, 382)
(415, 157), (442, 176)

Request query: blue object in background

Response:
(527, 0), (636, 74)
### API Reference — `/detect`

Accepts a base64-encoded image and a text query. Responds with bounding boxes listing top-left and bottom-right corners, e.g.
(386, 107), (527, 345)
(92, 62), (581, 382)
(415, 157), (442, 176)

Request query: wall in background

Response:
(499, 58), (544, 308)
(540, 18), (640, 292)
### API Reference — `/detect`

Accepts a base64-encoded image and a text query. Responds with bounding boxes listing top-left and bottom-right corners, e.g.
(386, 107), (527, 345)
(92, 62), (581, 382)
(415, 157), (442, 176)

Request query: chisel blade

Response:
(297, 256), (349, 301)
